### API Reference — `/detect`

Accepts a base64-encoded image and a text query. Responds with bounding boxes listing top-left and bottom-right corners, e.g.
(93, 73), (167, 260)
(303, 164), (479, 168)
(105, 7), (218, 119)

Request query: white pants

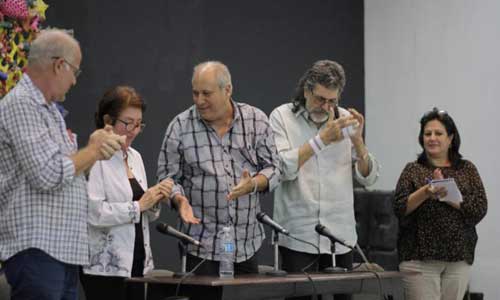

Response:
(399, 260), (470, 300)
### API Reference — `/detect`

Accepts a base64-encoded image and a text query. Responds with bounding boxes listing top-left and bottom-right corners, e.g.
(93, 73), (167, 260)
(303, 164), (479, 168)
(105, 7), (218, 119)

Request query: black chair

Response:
(353, 188), (399, 271)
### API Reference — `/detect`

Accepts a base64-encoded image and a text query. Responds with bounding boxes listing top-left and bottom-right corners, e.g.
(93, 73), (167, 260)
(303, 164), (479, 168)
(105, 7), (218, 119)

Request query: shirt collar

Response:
(294, 105), (307, 118)
(21, 74), (52, 108)
(294, 104), (321, 126)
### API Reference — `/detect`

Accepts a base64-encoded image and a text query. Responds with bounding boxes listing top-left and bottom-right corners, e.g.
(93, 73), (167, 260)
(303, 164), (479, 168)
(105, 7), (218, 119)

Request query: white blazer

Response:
(82, 147), (160, 277)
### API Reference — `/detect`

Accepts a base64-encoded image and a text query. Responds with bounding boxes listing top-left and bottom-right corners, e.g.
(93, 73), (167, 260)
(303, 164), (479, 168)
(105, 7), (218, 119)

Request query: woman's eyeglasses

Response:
(116, 119), (146, 132)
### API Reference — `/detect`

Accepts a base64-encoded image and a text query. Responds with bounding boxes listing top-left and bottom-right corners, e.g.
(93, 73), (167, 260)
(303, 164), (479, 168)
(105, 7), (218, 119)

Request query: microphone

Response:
(333, 105), (340, 119)
(256, 212), (289, 235)
(156, 223), (204, 248)
(315, 223), (354, 250)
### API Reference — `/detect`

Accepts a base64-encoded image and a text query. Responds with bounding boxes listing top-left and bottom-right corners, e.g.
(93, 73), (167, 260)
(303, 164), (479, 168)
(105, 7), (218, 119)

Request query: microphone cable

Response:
(288, 236), (388, 300)
(288, 235), (321, 300)
(174, 257), (208, 297)
(358, 269), (389, 300)
(353, 244), (389, 300)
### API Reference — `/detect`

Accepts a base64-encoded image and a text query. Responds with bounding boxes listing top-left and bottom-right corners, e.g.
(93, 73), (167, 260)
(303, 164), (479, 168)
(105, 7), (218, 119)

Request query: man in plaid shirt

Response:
(0, 29), (124, 300)
(157, 61), (281, 276)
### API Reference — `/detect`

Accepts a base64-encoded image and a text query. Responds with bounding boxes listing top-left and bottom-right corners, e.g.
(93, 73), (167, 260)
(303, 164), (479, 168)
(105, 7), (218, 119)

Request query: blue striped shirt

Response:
(0, 75), (89, 265)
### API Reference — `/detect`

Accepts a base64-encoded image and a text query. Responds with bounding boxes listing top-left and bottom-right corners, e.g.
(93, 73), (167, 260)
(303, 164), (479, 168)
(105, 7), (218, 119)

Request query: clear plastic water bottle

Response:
(219, 226), (234, 278)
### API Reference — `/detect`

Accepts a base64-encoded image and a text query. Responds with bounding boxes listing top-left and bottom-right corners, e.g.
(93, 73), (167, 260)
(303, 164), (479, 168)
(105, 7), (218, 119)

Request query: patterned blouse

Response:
(394, 160), (487, 264)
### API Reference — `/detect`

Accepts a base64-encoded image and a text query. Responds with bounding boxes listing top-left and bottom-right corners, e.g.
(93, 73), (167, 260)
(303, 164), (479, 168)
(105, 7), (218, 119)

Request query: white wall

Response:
(365, 0), (500, 298)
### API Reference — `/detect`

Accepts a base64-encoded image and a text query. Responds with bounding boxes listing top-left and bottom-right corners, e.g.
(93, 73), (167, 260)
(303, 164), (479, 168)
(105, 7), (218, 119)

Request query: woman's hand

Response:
(433, 168), (444, 180)
(157, 178), (174, 201)
(426, 184), (448, 199)
(426, 168), (448, 199)
(138, 185), (164, 212)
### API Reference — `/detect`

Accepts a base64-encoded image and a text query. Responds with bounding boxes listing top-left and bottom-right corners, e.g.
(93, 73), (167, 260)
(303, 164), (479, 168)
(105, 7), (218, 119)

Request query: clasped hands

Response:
(426, 168), (448, 200)
(88, 125), (126, 160)
(138, 178), (174, 212)
(426, 168), (459, 209)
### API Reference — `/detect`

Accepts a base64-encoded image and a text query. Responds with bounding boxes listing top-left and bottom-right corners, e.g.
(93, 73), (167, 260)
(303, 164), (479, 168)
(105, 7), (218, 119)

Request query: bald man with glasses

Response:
(0, 29), (124, 300)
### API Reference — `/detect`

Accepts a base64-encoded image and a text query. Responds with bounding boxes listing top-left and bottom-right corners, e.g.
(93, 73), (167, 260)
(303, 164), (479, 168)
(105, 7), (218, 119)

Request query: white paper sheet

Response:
(430, 178), (463, 203)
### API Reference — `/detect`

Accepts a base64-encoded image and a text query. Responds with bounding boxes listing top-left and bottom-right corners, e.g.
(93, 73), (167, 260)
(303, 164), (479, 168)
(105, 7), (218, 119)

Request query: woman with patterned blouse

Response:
(80, 86), (174, 300)
(394, 108), (487, 300)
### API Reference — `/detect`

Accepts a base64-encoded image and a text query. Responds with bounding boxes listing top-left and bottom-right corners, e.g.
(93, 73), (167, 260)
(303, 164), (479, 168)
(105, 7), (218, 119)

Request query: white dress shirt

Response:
(82, 147), (160, 277)
(270, 103), (379, 255)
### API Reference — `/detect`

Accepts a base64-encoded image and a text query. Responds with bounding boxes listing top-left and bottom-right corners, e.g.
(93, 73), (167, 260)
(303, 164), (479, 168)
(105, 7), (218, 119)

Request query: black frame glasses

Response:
(116, 119), (146, 132)
(51, 56), (82, 78)
(310, 90), (339, 107)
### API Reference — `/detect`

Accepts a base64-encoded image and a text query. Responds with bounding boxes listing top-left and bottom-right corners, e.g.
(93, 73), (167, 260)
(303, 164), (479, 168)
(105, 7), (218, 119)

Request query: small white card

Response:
(430, 178), (463, 203)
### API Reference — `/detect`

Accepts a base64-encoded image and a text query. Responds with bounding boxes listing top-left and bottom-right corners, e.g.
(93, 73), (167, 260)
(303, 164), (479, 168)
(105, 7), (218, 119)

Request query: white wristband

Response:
(309, 134), (325, 155)
(314, 134), (326, 149)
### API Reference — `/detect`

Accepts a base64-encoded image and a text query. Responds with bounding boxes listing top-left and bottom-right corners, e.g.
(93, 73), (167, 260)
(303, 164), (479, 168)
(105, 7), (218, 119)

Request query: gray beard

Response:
(308, 110), (328, 125)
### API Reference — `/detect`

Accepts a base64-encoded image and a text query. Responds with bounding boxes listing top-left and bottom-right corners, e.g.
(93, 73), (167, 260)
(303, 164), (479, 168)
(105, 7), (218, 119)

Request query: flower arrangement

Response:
(0, 0), (48, 97)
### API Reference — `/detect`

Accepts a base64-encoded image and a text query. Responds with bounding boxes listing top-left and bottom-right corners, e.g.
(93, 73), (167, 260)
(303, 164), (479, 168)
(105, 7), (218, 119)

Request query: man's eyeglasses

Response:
(116, 119), (146, 132)
(51, 56), (82, 78)
(311, 91), (339, 107)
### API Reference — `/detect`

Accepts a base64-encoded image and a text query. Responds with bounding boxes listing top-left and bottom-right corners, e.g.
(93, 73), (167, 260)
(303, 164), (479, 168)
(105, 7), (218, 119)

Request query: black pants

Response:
(80, 256), (145, 300)
(280, 246), (353, 300)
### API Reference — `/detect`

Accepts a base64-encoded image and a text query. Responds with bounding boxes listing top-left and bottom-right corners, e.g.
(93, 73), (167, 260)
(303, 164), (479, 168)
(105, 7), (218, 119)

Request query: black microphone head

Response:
(315, 223), (325, 233)
(256, 212), (266, 221)
(156, 222), (169, 234)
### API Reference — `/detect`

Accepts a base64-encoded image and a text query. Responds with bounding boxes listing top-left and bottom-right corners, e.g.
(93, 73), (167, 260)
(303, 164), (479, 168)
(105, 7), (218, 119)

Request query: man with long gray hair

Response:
(0, 29), (124, 299)
(269, 60), (380, 300)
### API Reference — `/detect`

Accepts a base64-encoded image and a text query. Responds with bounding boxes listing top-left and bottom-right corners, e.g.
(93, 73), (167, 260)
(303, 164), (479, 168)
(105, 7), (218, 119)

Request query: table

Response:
(127, 271), (418, 300)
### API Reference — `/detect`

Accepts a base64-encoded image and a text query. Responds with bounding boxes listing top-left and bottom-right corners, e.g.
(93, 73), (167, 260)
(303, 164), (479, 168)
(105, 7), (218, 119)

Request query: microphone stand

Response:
(173, 242), (192, 278)
(322, 241), (347, 273)
(265, 229), (287, 277)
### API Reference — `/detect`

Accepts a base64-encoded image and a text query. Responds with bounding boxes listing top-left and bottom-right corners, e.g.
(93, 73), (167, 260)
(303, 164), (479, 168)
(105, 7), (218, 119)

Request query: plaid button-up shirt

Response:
(157, 101), (280, 262)
(0, 75), (89, 265)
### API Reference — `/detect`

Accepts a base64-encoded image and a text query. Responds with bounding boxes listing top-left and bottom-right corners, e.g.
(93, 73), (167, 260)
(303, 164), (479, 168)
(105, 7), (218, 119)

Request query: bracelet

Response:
(250, 178), (258, 195)
(309, 134), (326, 155)
(360, 151), (369, 162)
